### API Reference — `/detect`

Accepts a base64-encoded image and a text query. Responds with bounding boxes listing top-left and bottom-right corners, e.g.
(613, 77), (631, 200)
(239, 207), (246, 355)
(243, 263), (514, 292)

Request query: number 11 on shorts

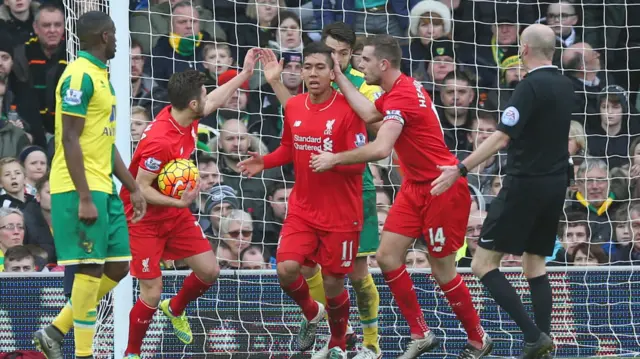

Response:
(428, 227), (445, 253)
(341, 240), (354, 267)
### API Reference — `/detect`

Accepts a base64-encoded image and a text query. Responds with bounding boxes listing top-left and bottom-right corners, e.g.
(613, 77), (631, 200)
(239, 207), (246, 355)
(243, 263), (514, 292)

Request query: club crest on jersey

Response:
(324, 119), (335, 135)
(63, 89), (83, 106)
(501, 106), (520, 126)
(355, 133), (366, 147)
(144, 157), (162, 171)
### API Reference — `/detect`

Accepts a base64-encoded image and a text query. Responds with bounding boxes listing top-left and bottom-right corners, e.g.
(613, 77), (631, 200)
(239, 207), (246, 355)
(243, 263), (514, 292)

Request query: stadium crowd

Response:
(0, 0), (639, 274)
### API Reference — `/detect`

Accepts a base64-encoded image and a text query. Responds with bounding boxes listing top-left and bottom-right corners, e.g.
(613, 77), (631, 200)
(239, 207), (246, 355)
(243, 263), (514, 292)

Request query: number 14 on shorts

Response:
(428, 227), (445, 253)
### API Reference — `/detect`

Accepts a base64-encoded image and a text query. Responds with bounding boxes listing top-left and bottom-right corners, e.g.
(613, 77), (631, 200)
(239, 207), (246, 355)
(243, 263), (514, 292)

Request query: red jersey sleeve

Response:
(379, 90), (409, 127)
(262, 103), (294, 169)
(137, 137), (172, 175)
(332, 110), (367, 174)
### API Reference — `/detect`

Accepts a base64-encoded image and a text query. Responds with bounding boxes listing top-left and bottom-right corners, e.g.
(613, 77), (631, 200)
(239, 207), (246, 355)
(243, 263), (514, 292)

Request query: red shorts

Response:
(277, 214), (360, 276)
(383, 177), (471, 258)
(129, 210), (211, 279)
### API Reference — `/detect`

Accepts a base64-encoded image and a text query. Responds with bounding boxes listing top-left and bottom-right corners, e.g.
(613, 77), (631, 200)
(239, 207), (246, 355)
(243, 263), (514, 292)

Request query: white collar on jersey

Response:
(527, 65), (558, 74)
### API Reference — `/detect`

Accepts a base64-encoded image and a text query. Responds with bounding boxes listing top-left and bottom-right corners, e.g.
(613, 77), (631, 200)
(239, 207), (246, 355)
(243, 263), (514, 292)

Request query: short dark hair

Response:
(475, 110), (498, 124)
(35, 3), (63, 23)
(168, 69), (206, 110)
(35, 172), (49, 193)
(443, 70), (475, 87)
(131, 38), (143, 52)
(4, 245), (35, 264)
(240, 244), (272, 263)
(303, 42), (335, 68)
(557, 210), (590, 238)
(77, 11), (113, 50)
(363, 35), (402, 69)
(171, 0), (195, 12)
(197, 153), (217, 167)
(321, 22), (356, 48)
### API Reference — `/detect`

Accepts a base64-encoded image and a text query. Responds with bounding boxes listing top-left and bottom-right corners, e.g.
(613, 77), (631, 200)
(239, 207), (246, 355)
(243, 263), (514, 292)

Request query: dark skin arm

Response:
(113, 147), (147, 223)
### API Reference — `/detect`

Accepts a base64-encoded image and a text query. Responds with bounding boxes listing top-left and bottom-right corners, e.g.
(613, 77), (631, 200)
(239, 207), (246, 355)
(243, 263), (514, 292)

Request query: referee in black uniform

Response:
(431, 24), (574, 359)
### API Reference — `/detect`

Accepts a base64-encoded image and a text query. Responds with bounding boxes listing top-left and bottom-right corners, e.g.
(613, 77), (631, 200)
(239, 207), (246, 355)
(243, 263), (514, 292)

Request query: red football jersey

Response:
(121, 105), (199, 222)
(263, 91), (366, 232)
(375, 74), (457, 182)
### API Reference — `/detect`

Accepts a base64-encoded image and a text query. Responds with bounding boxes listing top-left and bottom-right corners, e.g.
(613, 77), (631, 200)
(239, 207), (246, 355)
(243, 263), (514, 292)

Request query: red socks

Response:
(440, 274), (485, 347)
(169, 273), (213, 316)
(326, 290), (350, 351)
(125, 298), (157, 355)
(281, 274), (320, 321)
(383, 265), (429, 337)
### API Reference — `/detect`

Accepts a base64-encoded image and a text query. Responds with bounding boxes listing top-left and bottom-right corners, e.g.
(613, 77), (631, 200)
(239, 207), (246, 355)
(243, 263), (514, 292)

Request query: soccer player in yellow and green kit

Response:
(33, 11), (146, 359)
(262, 21), (382, 359)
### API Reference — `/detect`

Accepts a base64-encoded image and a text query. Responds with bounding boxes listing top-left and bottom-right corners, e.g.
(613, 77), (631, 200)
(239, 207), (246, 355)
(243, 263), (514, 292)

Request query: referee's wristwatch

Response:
(457, 162), (469, 177)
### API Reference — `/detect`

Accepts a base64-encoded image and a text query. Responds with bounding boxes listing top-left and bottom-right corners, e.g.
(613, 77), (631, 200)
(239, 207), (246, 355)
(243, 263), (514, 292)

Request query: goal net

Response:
(54, 0), (640, 357)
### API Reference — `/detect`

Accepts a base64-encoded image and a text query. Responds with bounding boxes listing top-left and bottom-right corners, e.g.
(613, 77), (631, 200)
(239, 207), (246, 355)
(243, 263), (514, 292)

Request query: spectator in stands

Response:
(607, 206), (640, 265)
(0, 76), (30, 158)
(539, 1), (581, 65)
(16, 3), (65, 138)
(149, 2), (215, 87)
(202, 43), (234, 89)
(229, 0), (283, 64)
(268, 11), (311, 53)
(202, 71), (259, 132)
(197, 154), (222, 193)
(570, 242), (608, 266)
(585, 85), (640, 170)
(562, 42), (615, 118)
(19, 145), (46, 197)
(201, 185), (239, 237)
(420, 37), (455, 95)
(129, 106), (150, 152)
(405, 242), (430, 269)
(488, 3), (519, 67)
(130, 0), (226, 54)
(351, 0), (404, 39)
(566, 159), (621, 244)
(213, 239), (240, 269)
(438, 70), (475, 151)
(3, 244), (35, 272)
(0, 0), (39, 44)
(0, 157), (32, 208)
(555, 211), (590, 265)
(368, 163), (384, 186)
(569, 120), (587, 170)
(21, 171), (54, 262)
(0, 207), (24, 271)
(219, 209), (253, 263)
(130, 40), (165, 118)
(458, 209), (486, 267)
(403, 0), (451, 80)
(375, 188), (391, 209)
(486, 55), (525, 111)
(376, 207), (387, 237)
(457, 111), (506, 204)
(209, 119), (283, 219)
(260, 180), (291, 250)
(240, 244), (271, 269)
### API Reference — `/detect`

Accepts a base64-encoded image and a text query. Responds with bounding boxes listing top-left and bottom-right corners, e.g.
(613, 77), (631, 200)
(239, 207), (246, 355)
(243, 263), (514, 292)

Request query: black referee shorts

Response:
(478, 174), (567, 256)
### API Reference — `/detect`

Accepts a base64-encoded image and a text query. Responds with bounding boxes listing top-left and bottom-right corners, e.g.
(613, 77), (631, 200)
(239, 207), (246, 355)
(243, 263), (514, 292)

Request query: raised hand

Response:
(238, 151), (265, 178)
(241, 48), (261, 76)
(331, 52), (342, 76)
(261, 48), (284, 84)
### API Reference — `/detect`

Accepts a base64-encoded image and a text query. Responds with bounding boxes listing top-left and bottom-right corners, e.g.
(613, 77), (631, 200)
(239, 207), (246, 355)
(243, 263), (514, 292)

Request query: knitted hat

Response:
(430, 37), (455, 60)
(218, 69), (249, 90)
(19, 146), (47, 164)
(500, 55), (522, 78)
(204, 185), (240, 214)
(409, 0), (452, 37)
(282, 52), (303, 66)
(0, 32), (14, 59)
(598, 85), (629, 114)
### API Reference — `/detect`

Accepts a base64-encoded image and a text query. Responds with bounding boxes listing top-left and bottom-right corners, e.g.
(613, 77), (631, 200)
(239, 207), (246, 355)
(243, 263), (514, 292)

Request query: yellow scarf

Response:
(491, 35), (519, 67)
(576, 191), (614, 216)
(169, 32), (203, 56)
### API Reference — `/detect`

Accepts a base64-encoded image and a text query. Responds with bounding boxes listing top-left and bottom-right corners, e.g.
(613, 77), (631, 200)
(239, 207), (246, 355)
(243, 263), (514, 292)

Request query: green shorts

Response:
(358, 190), (379, 257)
(51, 191), (131, 265)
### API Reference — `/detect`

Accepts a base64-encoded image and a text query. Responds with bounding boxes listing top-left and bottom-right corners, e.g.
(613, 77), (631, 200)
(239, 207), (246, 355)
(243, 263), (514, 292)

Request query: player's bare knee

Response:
(104, 261), (129, 282)
(139, 278), (163, 307)
(375, 249), (400, 271)
(322, 274), (345, 297)
(348, 257), (369, 282)
(429, 255), (457, 284)
(471, 255), (497, 279)
(301, 264), (319, 279)
(276, 260), (301, 285)
(77, 263), (104, 278)
(194, 262), (219, 283)
(522, 253), (547, 279)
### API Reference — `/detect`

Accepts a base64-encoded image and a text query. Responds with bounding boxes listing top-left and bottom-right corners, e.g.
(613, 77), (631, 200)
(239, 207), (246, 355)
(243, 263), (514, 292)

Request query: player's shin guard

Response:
(306, 269), (327, 305)
(169, 272), (213, 316)
(282, 275), (320, 321)
(126, 298), (157, 355)
(382, 265), (430, 337)
(352, 274), (380, 351)
(71, 274), (101, 357)
(440, 274), (484, 347)
(326, 290), (350, 351)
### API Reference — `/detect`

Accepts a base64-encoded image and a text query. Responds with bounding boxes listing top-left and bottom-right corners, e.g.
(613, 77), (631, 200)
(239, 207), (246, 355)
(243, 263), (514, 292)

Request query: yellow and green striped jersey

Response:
(51, 51), (117, 195)
(333, 65), (383, 191)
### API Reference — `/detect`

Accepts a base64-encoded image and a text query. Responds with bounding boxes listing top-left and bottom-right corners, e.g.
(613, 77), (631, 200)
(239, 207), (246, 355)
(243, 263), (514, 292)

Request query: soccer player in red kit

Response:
(239, 42), (367, 359)
(120, 50), (259, 359)
(310, 35), (493, 359)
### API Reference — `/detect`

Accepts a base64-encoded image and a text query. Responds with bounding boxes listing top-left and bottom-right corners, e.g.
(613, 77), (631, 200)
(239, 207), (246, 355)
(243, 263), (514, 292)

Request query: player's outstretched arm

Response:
(136, 168), (197, 208)
(113, 148), (147, 223)
(261, 48), (293, 107)
(61, 114), (97, 224)
(331, 54), (383, 124)
(203, 48), (260, 116)
(311, 120), (402, 172)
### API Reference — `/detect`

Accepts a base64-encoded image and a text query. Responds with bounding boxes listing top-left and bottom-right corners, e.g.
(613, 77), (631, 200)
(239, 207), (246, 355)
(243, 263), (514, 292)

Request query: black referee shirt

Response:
(498, 66), (574, 176)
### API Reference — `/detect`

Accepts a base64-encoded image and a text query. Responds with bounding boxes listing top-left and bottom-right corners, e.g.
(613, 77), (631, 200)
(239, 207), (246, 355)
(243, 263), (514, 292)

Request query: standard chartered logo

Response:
(293, 134), (322, 152)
